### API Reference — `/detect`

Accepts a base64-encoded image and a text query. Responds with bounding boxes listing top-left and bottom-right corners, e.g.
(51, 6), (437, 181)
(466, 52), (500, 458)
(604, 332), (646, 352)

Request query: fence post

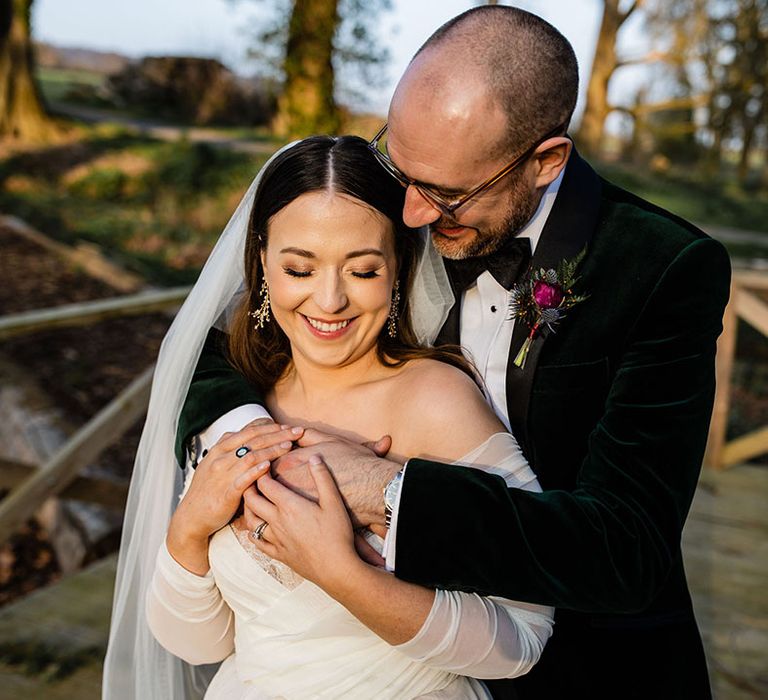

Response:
(704, 283), (739, 469)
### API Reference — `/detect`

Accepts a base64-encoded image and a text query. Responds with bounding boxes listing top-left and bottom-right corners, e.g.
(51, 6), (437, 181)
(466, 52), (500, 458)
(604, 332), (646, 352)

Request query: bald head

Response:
(395, 6), (578, 155)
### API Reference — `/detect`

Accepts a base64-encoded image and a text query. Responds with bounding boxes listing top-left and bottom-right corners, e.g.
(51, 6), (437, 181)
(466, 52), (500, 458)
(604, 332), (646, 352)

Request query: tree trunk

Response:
(578, 1), (639, 157)
(0, 0), (57, 141)
(272, 0), (341, 139)
(738, 119), (756, 185)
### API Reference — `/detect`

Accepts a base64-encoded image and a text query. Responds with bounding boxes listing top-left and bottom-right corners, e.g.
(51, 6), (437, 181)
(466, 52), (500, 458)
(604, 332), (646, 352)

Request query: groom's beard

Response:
(430, 175), (541, 260)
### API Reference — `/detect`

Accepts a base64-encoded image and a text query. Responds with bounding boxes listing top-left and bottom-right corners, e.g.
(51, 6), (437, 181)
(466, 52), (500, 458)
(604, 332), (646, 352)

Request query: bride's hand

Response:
(244, 456), (360, 586)
(167, 422), (303, 573)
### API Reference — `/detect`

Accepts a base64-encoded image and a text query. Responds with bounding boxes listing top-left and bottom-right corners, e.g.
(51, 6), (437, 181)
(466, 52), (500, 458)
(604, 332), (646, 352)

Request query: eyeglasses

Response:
(367, 122), (568, 217)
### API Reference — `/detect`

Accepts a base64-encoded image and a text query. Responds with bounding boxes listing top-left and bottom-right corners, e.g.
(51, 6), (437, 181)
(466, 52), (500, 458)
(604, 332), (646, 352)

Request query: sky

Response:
(32, 1), (647, 120)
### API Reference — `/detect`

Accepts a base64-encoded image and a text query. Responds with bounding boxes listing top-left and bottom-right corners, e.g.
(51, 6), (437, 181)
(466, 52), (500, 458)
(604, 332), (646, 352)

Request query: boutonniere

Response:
(508, 247), (589, 369)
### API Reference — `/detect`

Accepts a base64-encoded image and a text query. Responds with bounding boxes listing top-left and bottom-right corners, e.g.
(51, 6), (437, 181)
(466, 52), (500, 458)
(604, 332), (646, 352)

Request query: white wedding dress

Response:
(147, 433), (554, 700)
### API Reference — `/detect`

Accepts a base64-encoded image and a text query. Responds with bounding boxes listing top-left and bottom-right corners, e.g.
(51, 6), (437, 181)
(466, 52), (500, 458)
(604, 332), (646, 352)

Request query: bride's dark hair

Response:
(227, 135), (471, 389)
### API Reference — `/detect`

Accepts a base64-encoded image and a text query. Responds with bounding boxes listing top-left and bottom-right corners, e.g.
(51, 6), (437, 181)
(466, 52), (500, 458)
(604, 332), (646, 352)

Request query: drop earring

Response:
(387, 279), (400, 338)
(249, 279), (271, 329)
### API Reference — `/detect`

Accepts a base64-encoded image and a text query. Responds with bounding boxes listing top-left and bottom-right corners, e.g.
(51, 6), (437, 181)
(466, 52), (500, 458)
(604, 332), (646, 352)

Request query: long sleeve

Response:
(394, 236), (731, 613)
(395, 432), (553, 678)
(146, 541), (235, 666)
(396, 592), (552, 679)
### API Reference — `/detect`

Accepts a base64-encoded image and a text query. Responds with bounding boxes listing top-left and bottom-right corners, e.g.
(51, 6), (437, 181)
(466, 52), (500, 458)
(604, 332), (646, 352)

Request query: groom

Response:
(177, 7), (730, 699)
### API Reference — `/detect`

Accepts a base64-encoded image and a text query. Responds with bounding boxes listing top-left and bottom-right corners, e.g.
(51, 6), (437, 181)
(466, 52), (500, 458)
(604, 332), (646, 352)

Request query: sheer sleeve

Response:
(146, 540), (235, 666)
(396, 433), (554, 678)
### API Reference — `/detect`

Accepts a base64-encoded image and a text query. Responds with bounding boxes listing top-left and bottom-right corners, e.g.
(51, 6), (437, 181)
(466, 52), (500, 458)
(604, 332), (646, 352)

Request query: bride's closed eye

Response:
(283, 266), (312, 278)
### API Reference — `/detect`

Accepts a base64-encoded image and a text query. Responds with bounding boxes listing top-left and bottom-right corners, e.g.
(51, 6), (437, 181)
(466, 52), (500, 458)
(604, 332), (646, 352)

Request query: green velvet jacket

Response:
(176, 153), (731, 699)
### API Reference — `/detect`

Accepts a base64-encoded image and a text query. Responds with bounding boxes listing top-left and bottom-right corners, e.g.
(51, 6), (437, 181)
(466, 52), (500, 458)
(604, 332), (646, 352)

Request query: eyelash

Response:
(282, 267), (380, 279)
(283, 267), (311, 278)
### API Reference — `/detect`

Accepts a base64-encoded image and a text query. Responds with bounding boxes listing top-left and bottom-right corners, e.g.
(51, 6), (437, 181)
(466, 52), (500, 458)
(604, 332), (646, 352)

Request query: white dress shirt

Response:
(459, 170), (562, 429)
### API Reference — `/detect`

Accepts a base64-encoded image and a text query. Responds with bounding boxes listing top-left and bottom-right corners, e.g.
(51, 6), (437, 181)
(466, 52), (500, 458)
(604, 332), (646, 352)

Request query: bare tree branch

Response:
(619, 0), (644, 25)
(615, 49), (670, 68)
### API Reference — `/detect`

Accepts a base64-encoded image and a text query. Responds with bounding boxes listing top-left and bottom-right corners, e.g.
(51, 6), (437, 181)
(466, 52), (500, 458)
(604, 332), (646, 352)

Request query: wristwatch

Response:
(383, 468), (404, 528)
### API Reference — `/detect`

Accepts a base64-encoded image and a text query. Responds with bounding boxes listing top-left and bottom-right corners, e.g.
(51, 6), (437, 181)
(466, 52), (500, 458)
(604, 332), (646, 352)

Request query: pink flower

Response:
(533, 281), (564, 308)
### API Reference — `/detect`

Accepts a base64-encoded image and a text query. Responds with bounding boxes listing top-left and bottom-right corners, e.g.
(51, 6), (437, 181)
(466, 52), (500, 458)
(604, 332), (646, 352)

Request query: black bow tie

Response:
(446, 236), (532, 292)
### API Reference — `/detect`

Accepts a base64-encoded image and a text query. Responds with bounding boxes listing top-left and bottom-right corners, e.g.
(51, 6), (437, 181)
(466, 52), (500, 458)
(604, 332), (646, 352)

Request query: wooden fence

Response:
(0, 288), (188, 546)
(705, 269), (768, 469)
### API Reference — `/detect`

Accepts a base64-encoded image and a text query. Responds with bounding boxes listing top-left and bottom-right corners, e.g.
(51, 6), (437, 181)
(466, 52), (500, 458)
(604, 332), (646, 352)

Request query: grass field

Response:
(595, 161), (768, 235)
(0, 130), (270, 285)
(36, 67), (109, 107)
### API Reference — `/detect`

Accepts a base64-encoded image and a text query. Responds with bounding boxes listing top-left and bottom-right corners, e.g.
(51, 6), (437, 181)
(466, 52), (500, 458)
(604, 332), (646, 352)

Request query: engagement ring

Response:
(252, 521), (269, 541)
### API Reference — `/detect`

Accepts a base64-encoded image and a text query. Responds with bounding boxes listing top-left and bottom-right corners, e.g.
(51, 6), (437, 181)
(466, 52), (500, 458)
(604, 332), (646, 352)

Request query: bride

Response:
(103, 136), (552, 699)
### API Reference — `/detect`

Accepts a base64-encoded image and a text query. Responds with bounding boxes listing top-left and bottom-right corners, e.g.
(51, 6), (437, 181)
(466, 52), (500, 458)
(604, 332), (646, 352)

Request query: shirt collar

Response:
(516, 167), (564, 255)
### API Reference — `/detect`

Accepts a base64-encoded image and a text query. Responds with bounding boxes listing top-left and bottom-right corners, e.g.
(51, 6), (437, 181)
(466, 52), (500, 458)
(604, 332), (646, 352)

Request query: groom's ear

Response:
(533, 138), (572, 189)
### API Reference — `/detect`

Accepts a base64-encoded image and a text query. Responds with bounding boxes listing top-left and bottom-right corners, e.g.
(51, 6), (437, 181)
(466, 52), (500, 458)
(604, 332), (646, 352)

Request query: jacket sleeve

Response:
(393, 238), (731, 613)
(174, 328), (266, 466)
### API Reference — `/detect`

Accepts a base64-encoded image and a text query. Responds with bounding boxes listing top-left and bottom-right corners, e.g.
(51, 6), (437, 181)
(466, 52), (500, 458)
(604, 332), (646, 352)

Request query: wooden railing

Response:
(0, 287), (191, 340)
(705, 269), (768, 469)
(0, 289), (189, 546)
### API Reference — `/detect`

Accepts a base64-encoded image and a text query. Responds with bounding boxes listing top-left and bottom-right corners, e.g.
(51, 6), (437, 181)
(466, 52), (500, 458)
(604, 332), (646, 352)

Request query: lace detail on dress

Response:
(230, 524), (305, 590)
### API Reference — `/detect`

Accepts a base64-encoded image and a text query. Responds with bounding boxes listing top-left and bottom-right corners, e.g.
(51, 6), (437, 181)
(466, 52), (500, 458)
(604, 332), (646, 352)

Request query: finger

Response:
(252, 536), (279, 559)
(247, 417), (275, 428)
(244, 439), (297, 466)
(308, 455), (345, 510)
(354, 533), (386, 568)
(218, 423), (299, 452)
(363, 434), (392, 458)
(232, 461), (271, 491)
(215, 423), (278, 450)
(256, 470), (310, 508)
(216, 429), (299, 464)
(242, 484), (279, 522)
(242, 505), (265, 533)
(215, 447), (277, 477)
(295, 427), (337, 447)
(243, 424), (303, 446)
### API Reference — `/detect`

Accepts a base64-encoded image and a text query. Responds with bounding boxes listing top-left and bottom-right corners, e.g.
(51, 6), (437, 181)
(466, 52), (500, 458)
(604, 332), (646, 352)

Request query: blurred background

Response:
(0, 0), (766, 698)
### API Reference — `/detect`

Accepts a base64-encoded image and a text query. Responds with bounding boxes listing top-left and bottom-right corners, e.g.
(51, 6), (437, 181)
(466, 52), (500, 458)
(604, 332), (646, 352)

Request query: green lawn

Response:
(595, 161), (768, 235)
(0, 130), (271, 285)
(36, 67), (108, 106)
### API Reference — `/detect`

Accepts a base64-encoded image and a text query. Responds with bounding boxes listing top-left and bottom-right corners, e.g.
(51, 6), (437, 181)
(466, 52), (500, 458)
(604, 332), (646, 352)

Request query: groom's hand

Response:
(271, 429), (401, 529)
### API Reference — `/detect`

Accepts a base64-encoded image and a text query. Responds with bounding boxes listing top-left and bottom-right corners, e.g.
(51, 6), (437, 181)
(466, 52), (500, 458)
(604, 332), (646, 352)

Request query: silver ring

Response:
(252, 521), (269, 541)
(235, 445), (250, 458)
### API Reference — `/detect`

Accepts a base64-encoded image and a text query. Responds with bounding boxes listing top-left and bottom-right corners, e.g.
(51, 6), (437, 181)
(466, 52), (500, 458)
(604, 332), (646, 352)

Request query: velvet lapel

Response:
(505, 151), (602, 454)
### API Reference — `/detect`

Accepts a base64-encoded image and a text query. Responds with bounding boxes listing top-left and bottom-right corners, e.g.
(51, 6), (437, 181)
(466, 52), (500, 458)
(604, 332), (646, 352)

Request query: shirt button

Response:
(490, 305), (497, 313)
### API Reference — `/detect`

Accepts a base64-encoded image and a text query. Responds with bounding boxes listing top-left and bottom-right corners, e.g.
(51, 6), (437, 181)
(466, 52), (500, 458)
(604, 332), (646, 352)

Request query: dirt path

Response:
(54, 104), (279, 156)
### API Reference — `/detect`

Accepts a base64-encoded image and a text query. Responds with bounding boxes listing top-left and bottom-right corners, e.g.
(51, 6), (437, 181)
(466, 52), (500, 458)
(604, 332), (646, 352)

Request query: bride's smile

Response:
(302, 313), (356, 337)
(262, 189), (398, 371)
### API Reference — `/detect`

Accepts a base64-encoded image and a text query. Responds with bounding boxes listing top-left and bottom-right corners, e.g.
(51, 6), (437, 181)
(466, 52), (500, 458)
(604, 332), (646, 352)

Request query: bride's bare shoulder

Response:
(395, 358), (480, 396)
(391, 359), (504, 461)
